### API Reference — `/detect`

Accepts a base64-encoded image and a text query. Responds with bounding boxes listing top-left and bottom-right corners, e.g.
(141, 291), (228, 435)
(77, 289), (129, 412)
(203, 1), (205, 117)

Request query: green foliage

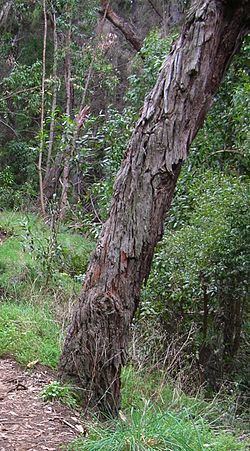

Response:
(0, 211), (93, 297)
(0, 61), (43, 126)
(0, 166), (14, 204)
(41, 381), (77, 408)
(142, 171), (249, 385)
(189, 37), (250, 174)
(159, 172), (249, 302)
(0, 141), (37, 208)
(126, 30), (178, 111)
(2, 141), (37, 184)
(78, 109), (134, 223)
(59, 231), (94, 277)
(0, 31), (13, 59)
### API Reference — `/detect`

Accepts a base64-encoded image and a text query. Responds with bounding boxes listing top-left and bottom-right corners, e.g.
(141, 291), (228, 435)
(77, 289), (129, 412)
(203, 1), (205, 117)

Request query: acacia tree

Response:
(59, 0), (249, 416)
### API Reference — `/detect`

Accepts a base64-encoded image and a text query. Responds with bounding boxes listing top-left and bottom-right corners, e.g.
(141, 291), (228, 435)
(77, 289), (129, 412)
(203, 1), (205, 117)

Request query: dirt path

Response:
(0, 358), (85, 450)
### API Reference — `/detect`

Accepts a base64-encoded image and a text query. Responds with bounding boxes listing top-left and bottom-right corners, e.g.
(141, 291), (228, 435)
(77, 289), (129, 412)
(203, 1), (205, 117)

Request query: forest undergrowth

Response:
(0, 211), (249, 450)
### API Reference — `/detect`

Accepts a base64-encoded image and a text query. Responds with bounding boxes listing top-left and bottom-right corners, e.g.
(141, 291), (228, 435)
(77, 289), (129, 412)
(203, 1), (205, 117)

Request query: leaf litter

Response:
(0, 358), (86, 450)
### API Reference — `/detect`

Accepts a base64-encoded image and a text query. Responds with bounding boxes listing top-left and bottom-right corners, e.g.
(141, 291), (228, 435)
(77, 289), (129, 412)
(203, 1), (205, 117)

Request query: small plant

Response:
(41, 381), (77, 409)
(21, 211), (63, 283)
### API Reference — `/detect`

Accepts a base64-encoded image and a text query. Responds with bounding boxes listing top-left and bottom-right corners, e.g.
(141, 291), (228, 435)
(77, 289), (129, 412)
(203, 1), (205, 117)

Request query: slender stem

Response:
(46, 11), (58, 172)
(38, 0), (47, 216)
(59, 12), (73, 219)
(0, 118), (18, 137)
(147, 0), (163, 19)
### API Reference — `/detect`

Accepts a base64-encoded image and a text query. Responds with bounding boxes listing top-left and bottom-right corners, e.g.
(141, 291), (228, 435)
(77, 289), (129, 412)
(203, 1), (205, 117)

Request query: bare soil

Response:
(0, 358), (85, 450)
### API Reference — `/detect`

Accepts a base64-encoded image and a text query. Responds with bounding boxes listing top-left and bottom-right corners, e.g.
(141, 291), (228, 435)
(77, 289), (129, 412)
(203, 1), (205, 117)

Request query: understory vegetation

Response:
(0, 211), (249, 450)
(0, 0), (249, 449)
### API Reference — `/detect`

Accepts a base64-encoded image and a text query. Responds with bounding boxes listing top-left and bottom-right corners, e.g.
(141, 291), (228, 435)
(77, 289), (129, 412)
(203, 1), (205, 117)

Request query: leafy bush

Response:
(0, 141), (37, 208)
(142, 171), (249, 387)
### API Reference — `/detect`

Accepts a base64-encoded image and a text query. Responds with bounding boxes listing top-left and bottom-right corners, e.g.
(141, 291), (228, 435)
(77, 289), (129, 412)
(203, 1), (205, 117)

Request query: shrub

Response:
(142, 171), (249, 388)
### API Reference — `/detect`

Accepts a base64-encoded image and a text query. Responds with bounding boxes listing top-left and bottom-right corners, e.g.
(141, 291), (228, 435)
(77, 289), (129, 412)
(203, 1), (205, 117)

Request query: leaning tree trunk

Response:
(59, 0), (249, 416)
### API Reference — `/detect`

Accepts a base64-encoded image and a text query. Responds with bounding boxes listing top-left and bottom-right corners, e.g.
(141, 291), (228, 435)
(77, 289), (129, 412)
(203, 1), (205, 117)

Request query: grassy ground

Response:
(0, 211), (248, 450)
(0, 301), (60, 367)
(70, 366), (248, 450)
(0, 210), (93, 364)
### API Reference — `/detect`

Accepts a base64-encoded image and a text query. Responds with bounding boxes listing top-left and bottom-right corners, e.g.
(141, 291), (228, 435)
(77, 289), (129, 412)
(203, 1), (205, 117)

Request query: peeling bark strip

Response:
(100, 0), (143, 51)
(59, 0), (250, 416)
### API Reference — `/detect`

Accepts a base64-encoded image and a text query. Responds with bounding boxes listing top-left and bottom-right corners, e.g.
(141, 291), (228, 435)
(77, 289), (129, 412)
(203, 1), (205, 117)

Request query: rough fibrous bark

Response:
(59, 0), (250, 416)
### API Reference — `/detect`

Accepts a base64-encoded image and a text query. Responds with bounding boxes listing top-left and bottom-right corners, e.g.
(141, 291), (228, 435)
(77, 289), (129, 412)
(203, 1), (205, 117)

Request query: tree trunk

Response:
(0, 1), (13, 28)
(59, 21), (73, 220)
(59, 0), (249, 417)
(38, 0), (47, 217)
(42, 152), (64, 203)
(46, 11), (58, 173)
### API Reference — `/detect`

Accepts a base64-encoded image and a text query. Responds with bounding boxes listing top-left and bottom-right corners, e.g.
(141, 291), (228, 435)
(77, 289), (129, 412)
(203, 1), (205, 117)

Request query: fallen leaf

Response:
(119, 411), (127, 422)
(27, 360), (39, 368)
(75, 424), (84, 434)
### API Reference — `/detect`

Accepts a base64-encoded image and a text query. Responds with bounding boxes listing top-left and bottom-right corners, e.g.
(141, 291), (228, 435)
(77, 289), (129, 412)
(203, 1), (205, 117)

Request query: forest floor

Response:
(0, 358), (84, 451)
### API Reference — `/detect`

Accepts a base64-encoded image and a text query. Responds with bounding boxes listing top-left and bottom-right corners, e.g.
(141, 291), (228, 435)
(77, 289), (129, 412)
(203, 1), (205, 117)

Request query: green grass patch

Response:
(0, 212), (35, 288)
(0, 211), (94, 298)
(0, 301), (60, 367)
(122, 366), (213, 419)
(69, 367), (247, 450)
(0, 211), (94, 368)
(69, 404), (245, 451)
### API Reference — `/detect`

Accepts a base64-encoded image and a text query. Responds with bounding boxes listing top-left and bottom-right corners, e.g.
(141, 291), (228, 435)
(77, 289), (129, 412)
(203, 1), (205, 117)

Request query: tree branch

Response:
(147, 0), (163, 19)
(100, 0), (142, 52)
(0, 118), (18, 137)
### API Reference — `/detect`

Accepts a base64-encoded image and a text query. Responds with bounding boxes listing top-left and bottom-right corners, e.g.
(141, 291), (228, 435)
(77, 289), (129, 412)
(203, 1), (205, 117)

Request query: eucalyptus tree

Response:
(59, 0), (250, 417)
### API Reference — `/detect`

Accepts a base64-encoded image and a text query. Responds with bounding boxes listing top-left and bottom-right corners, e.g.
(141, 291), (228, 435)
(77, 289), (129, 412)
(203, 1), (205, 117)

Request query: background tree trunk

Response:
(46, 10), (58, 173)
(43, 152), (64, 203)
(59, 0), (249, 416)
(38, 0), (47, 217)
(0, 1), (13, 28)
(59, 19), (73, 220)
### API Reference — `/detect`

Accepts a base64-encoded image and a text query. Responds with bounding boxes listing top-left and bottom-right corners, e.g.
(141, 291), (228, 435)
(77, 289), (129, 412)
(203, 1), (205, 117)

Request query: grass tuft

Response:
(69, 403), (245, 450)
